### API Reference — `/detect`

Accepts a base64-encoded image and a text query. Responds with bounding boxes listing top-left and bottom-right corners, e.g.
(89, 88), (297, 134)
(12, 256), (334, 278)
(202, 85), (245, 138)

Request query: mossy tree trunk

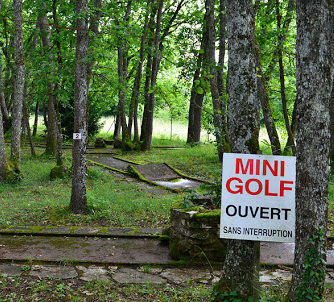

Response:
(70, 0), (89, 214)
(213, 0), (260, 300)
(11, 0), (25, 173)
(287, 1), (332, 301)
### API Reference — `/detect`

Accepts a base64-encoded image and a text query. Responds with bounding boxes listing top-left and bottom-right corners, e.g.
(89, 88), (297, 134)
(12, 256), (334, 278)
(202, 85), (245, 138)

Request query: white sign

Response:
(220, 153), (296, 243)
(73, 133), (82, 140)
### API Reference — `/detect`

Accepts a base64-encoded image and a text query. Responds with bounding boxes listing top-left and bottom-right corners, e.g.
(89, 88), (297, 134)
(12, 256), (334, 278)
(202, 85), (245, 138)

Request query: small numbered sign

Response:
(73, 133), (82, 140)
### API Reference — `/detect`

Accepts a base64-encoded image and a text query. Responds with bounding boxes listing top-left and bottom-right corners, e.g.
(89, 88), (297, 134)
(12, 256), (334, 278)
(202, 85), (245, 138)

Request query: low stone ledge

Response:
(169, 208), (226, 262)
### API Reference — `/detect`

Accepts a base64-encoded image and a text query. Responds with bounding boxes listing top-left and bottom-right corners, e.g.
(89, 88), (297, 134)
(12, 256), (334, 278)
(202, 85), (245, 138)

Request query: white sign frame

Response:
(73, 133), (82, 140)
(220, 153), (296, 243)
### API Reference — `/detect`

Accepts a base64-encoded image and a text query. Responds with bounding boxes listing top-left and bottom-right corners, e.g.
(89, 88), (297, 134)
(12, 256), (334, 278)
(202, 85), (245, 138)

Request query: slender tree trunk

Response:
(0, 0), (7, 177)
(276, 0), (295, 155)
(140, 53), (153, 142)
(52, 0), (64, 167)
(11, 0), (25, 172)
(23, 102), (35, 157)
(87, 0), (102, 86)
(204, 0), (229, 160)
(140, 1), (157, 143)
(113, 113), (121, 139)
(70, 0), (89, 214)
(254, 39), (282, 155)
(114, 0), (132, 144)
(0, 95), (7, 181)
(217, 0), (227, 102)
(37, 9), (58, 155)
(264, 0), (295, 81)
(142, 0), (164, 150)
(187, 25), (206, 145)
(287, 1), (332, 300)
(128, 0), (151, 141)
(0, 63), (9, 123)
(43, 102), (48, 130)
(213, 0), (260, 300)
(32, 100), (39, 136)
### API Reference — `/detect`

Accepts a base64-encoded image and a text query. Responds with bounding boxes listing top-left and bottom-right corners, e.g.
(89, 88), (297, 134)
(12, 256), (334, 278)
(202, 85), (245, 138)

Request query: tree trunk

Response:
(128, 0), (152, 141)
(113, 113), (121, 139)
(0, 95), (7, 181)
(213, 0), (260, 300)
(11, 0), (25, 172)
(0, 0), (7, 177)
(187, 23), (206, 145)
(204, 0), (229, 161)
(0, 62), (9, 123)
(264, 0), (295, 81)
(37, 8), (58, 156)
(254, 39), (282, 155)
(43, 101), (48, 130)
(140, 53), (153, 142)
(287, 1), (332, 301)
(276, 0), (295, 156)
(23, 101), (35, 157)
(141, 0), (164, 151)
(70, 0), (89, 214)
(217, 0), (227, 103)
(32, 100), (39, 136)
(140, 1), (157, 143)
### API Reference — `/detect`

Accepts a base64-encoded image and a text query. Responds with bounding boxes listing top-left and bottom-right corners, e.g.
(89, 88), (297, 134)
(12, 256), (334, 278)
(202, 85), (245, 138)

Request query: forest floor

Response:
(1, 138), (334, 301)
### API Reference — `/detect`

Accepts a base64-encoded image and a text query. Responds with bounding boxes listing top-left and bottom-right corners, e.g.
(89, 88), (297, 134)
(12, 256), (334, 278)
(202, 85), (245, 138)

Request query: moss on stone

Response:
(50, 165), (69, 180)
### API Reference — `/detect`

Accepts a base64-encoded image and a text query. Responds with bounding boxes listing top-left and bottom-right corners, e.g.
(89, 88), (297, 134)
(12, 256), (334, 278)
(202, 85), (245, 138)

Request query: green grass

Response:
(0, 149), (177, 228)
(0, 276), (333, 301)
(117, 143), (220, 181)
(0, 277), (211, 301)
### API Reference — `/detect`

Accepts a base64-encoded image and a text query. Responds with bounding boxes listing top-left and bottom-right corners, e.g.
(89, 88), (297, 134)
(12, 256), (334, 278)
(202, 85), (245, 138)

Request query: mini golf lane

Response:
(86, 155), (205, 190)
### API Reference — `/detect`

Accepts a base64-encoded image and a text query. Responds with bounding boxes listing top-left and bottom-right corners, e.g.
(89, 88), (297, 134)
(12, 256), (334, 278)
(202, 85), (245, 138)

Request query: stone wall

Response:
(169, 208), (227, 262)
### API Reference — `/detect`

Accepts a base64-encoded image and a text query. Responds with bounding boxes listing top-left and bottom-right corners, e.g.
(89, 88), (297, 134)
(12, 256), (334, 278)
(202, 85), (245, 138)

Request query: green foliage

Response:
(179, 191), (197, 208)
(211, 290), (254, 302)
(295, 229), (326, 302)
(59, 96), (104, 140)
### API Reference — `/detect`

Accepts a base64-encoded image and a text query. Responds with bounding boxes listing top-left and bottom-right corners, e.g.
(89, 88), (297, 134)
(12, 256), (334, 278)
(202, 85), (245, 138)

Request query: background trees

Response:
(0, 0), (299, 158)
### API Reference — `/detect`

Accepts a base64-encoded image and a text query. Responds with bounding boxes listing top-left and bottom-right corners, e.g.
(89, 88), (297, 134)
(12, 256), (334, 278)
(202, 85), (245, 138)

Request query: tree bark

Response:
(0, 93), (7, 181)
(187, 19), (206, 145)
(213, 0), (260, 300)
(204, 0), (229, 160)
(37, 8), (58, 156)
(287, 1), (332, 301)
(11, 0), (25, 172)
(141, 0), (164, 150)
(0, 62), (9, 123)
(128, 0), (152, 141)
(23, 101), (35, 157)
(32, 100), (39, 136)
(0, 0), (7, 176)
(70, 0), (89, 214)
(254, 39), (282, 155)
(276, 0), (295, 155)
